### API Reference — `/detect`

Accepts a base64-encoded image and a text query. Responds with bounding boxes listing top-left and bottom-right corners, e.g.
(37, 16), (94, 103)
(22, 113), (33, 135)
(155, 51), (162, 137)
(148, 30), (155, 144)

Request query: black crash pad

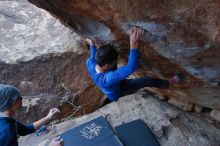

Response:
(115, 119), (160, 146)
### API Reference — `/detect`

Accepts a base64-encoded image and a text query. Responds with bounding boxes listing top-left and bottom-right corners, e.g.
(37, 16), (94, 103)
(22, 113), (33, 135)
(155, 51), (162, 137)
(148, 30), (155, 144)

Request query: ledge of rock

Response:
(28, 0), (220, 110)
(19, 93), (220, 146)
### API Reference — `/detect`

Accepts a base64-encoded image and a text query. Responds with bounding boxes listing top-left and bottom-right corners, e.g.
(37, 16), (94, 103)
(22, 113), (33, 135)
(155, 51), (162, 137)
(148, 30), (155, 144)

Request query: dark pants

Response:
(120, 77), (169, 96)
(103, 77), (169, 105)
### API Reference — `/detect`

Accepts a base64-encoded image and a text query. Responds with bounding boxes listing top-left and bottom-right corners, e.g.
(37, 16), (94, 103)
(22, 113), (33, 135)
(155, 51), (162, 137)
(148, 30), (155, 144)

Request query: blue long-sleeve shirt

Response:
(86, 45), (140, 101)
(0, 117), (35, 146)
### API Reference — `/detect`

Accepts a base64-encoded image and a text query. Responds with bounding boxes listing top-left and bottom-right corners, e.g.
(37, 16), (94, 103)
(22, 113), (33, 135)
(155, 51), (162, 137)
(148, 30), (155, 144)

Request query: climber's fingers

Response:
(141, 29), (144, 36)
(134, 27), (138, 37)
(129, 27), (135, 35)
(134, 27), (144, 39)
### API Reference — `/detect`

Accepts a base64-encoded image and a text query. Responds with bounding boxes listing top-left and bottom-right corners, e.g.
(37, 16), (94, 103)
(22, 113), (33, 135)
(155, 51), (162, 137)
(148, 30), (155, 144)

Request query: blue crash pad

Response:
(60, 116), (123, 146)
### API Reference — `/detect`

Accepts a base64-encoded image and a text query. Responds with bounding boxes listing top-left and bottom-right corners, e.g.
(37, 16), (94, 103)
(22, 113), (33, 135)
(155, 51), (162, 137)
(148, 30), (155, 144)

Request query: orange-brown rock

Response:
(28, 0), (220, 110)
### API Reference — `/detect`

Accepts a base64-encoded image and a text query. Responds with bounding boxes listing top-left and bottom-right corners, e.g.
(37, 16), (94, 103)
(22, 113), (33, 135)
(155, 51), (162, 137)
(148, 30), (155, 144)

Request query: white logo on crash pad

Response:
(80, 123), (103, 139)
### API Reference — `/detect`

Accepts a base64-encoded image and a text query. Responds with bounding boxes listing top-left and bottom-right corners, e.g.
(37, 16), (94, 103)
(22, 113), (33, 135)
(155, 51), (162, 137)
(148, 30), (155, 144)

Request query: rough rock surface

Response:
(19, 93), (220, 146)
(0, 0), (81, 64)
(0, 52), (104, 123)
(211, 110), (220, 122)
(0, 2), (219, 146)
(168, 98), (193, 111)
(194, 104), (204, 113)
(0, 0), (104, 122)
(28, 0), (220, 110)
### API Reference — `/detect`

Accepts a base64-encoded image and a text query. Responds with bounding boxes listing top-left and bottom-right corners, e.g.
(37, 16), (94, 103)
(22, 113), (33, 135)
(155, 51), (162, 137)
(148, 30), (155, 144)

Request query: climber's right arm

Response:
(86, 38), (97, 59)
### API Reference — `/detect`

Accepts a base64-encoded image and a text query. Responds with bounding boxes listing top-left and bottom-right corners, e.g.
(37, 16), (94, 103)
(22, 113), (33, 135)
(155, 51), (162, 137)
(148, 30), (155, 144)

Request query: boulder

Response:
(0, 0), (81, 64)
(0, 0), (104, 122)
(0, 52), (104, 123)
(28, 0), (220, 110)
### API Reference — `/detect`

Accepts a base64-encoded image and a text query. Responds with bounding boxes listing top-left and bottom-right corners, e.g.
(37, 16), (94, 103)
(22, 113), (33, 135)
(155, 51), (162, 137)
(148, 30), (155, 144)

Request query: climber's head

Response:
(95, 44), (118, 71)
(0, 84), (23, 116)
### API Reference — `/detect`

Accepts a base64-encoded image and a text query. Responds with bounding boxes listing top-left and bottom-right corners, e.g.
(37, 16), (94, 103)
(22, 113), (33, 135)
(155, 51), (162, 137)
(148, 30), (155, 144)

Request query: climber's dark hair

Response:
(95, 44), (118, 67)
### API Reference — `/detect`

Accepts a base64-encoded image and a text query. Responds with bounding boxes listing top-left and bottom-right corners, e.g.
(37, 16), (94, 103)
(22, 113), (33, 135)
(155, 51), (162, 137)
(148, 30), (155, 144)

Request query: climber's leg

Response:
(99, 96), (113, 107)
(120, 77), (169, 96)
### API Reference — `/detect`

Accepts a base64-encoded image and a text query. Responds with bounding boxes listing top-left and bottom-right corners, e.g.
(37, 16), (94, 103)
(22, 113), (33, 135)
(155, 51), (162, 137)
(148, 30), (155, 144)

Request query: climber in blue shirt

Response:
(86, 27), (182, 102)
(0, 84), (64, 146)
